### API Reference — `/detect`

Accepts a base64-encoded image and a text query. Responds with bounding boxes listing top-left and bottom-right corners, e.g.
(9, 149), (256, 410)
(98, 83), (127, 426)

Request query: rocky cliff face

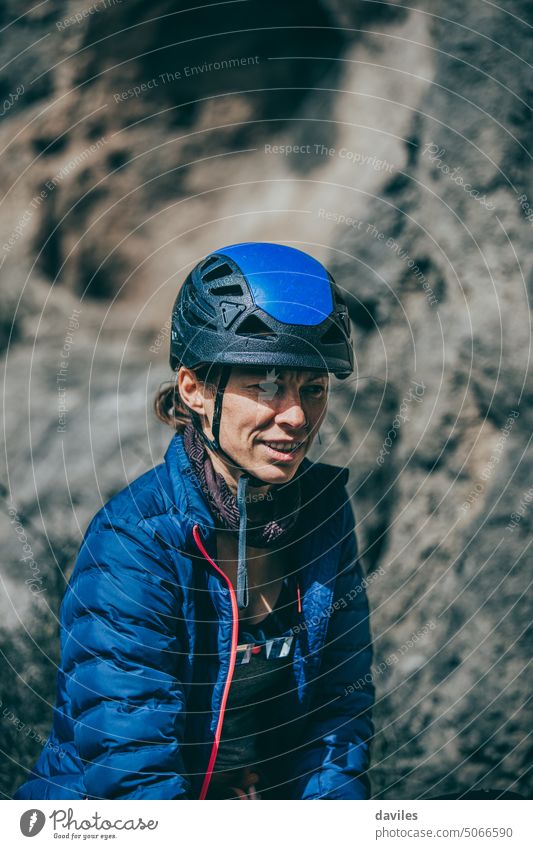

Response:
(1, 0), (531, 799)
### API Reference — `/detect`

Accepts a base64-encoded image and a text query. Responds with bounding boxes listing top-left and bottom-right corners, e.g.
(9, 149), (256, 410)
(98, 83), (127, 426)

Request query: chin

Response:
(251, 462), (301, 484)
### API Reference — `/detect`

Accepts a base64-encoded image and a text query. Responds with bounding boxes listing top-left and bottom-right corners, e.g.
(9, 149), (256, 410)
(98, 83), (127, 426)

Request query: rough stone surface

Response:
(1, 0), (531, 800)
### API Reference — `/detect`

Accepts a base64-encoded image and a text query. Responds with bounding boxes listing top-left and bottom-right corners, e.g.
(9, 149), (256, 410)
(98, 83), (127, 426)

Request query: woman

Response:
(15, 241), (374, 801)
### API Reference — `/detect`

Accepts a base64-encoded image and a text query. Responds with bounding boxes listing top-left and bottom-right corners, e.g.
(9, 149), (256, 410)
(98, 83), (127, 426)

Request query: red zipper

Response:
(192, 524), (239, 801)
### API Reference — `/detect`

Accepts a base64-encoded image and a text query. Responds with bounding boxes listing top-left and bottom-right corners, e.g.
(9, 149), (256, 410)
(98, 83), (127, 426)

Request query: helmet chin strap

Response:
(186, 364), (286, 610)
(189, 364), (271, 488)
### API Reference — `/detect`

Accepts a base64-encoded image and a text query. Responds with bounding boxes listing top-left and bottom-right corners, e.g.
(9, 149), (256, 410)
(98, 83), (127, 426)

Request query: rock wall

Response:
(1, 0), (531, 799)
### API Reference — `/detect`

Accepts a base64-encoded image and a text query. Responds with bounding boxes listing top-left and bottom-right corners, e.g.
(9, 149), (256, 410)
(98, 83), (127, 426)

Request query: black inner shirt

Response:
(212, 578), (297, 776)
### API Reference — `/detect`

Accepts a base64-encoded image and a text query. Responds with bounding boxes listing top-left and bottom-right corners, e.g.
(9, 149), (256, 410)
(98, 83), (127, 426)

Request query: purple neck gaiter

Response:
(183, 423), (302, 548)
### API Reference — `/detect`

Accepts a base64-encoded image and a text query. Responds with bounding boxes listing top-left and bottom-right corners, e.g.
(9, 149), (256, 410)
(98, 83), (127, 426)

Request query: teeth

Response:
(264, 441), (302, 452)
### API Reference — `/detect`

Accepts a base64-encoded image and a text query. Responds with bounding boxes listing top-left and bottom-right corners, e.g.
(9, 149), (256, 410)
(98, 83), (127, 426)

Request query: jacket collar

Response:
(164, 432), (214, 537)
(163, 430), (348, 546)
(164, 430), (317, 532)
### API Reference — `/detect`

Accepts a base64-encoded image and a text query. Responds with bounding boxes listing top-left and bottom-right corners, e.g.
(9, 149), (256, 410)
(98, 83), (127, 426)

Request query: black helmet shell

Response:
(170, 242), (354, 378)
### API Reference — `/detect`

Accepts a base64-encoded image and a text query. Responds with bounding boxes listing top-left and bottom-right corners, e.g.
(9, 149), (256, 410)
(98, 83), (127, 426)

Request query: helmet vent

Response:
(321, 322), (345, 344)
(185, 306), (217, 330)
(200, 256), (220, 272)
(189, 287), (216, 317)
(209, 283), (243, 297)
(202, 262), (233, 283)
(236, 314), (276, 339)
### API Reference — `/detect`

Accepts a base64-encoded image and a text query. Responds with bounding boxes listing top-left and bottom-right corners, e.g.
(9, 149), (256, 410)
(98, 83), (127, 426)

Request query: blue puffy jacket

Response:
(14, 433), (374, 800)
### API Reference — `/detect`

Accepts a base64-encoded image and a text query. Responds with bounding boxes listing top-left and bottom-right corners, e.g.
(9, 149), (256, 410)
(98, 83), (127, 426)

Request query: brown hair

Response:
(153, 363), (221, 433)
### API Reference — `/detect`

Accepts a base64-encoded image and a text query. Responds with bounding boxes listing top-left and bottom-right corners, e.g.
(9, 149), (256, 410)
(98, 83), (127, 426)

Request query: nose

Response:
(274, 387), (308, 432)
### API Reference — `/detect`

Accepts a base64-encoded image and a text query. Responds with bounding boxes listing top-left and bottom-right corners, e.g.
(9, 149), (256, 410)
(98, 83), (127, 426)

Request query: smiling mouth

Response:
(260, 440), (306, 457)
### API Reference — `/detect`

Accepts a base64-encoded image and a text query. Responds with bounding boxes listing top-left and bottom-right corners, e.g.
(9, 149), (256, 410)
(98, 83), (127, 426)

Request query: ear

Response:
(177, 367), (209, 416)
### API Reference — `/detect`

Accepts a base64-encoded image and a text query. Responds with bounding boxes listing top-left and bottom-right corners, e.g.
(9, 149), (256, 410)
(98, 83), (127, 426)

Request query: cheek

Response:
(222, 397), (266, 439)
(307, 397), (328, 422)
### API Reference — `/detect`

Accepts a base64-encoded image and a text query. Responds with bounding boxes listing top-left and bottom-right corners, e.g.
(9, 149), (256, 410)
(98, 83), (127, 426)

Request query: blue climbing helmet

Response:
(170, 242), (355, 608)
(170, 241), (354, 376)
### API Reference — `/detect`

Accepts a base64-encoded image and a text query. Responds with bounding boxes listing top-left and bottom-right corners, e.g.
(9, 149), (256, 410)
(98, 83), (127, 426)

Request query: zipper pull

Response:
(296, 582), (302, 613)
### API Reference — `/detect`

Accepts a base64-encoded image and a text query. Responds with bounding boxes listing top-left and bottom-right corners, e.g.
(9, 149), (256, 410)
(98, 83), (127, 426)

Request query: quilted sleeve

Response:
(60, 517), (192, 799)
(290, 498), (375, 799)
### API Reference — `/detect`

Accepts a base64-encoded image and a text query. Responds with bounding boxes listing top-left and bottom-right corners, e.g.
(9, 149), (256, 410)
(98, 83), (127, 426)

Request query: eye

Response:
(247, 383), (279, 396)
(302, 385), (326, 396)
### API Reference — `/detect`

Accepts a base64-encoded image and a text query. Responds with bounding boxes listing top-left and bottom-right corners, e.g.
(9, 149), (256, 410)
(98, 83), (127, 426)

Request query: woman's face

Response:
(179, 365), (329, 491)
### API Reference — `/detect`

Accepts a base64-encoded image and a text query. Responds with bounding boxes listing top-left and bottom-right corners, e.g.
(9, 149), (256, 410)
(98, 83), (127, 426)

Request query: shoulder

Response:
(82, 443), (189, 554)
(65, 457), (185, 602)
(86, 464), (173, 531)
(79, 433), (210, 558)
(307, 458), (349, 488)
(297, 456), (351, 529)
(299, 455), (349, 489)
